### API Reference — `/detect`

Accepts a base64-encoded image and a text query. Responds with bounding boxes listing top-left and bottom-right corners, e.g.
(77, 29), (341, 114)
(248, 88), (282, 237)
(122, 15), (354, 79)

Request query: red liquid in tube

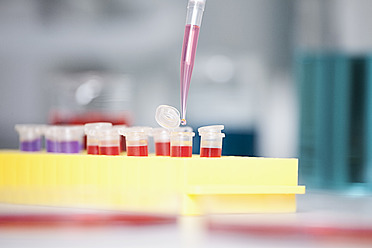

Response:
(99, 146), (120, 156)
(171, 146), (192, 157)
(127, 145), (148, 156)
(155, 142), (171, 156)
(87, 145), (99, 155)
(200, 147), (222, 158)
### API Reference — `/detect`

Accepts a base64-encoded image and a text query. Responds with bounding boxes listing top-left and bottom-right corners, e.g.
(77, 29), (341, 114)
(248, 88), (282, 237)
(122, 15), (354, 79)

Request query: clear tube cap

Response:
(96, 127), (120, 137)
(171, 131), (195, 138)
(118, 126), (152, 136)
(15, 124), (46, 140)
(198, 125), (224, 134)
(84, 122), (112, 135)
(151, 127), (170, 136)
(155, 105), (181, 129)
(44, 125), (61, 139)
(58, 125), (85, 140)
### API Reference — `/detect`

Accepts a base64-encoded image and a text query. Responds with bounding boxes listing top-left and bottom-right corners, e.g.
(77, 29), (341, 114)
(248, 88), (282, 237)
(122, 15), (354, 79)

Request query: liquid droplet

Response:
(181, 119), (187, 125)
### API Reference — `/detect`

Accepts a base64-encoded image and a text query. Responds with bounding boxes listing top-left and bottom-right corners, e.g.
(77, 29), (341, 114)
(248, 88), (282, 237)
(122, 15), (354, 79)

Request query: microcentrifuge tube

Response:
(45, 126), (60, 153)
(170, 131), (195, 157)
(58, 126), (84, 154)
(198, 125), (225, 158)
(15, 124), (45, 152)
(119, 127), (152, 157)
(97, 127), (121, 156)
(85, 122), (112, 155)
(152, 128), (171, 156)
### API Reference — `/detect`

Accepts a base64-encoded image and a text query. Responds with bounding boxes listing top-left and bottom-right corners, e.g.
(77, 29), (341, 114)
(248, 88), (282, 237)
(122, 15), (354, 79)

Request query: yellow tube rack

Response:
(0, 150), (305, 215)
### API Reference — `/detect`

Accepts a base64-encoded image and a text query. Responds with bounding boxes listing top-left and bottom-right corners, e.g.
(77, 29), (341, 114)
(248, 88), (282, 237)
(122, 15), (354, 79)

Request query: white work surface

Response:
(0, 191), (372, 248)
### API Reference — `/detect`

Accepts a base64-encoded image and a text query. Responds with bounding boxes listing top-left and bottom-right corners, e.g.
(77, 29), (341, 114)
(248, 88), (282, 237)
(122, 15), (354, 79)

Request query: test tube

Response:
(170, 131), (195, 157)
(113, 125), (127, 152)
(84, 122), (112, 155)
(152, 128), (171, 156)
(58, 126), (84, 153)
(198, 125), (225, 158)
(97, 127), (121, 156)
(120, 127), (152, 157)
(169, 127), (193, 156)
(14, 124), (45, 152)
(44, 125), (61, 153)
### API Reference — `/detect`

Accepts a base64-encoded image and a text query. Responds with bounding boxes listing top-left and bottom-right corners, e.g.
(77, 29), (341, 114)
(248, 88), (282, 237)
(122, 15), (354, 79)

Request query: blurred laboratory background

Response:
(0, 0), (372, 192)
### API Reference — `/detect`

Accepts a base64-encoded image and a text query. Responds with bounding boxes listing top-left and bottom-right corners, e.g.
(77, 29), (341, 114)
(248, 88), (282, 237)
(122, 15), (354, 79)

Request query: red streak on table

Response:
(0, 213), (175, 228)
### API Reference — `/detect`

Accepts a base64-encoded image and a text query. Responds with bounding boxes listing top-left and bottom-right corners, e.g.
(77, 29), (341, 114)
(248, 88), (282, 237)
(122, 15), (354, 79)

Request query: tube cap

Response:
(155, 105), (181, 129)
(198, 125), (224, 134)
(151, 127), (170, 136)
(15, 124), (46, 140)
(84, 122), (112, 135)
(58, 125), (85, 140)
(118, 126), (152, 136)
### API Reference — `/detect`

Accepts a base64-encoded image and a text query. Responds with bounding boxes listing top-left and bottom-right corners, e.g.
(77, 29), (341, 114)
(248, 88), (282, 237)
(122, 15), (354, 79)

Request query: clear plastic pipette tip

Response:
(181, 119), (187, 126)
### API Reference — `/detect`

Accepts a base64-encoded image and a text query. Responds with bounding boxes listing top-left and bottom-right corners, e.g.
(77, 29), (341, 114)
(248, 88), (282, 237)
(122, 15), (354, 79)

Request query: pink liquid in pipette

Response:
(180, 24), (200, 125)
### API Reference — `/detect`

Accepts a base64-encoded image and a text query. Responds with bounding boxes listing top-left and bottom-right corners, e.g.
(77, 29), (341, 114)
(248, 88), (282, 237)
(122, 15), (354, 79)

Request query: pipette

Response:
(180, 0), (206, 125)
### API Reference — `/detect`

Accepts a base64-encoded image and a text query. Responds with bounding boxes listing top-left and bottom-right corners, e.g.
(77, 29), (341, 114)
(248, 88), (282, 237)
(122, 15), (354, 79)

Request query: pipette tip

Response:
(181, 119), (187, 126)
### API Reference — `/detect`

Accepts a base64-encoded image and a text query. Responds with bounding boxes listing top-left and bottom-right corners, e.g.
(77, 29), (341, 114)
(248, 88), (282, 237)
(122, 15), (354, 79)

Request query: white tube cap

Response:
(198, 125), (224, 134)
(155, 105), (181, 129)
